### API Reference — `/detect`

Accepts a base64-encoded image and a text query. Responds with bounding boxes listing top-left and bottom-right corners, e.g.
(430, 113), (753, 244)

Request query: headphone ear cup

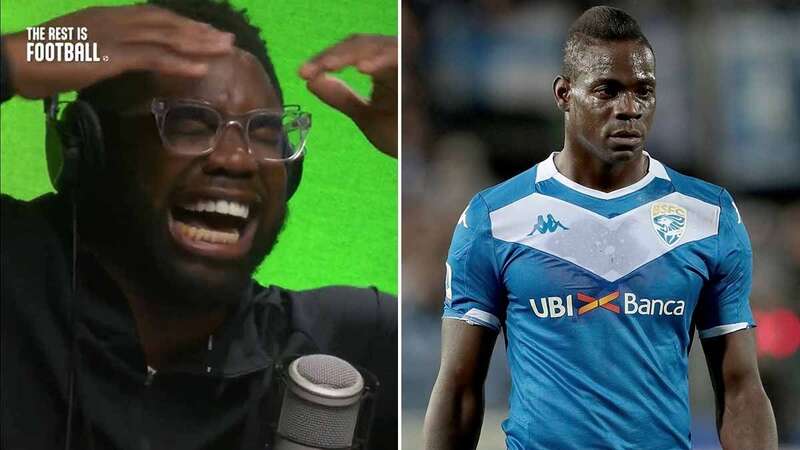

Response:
(65, 100), (105, 174)
(45, 112), (74, 192)
(45, 100), (105, 192)
(283, 133), (303, 199)
(285, 152), (303, 200)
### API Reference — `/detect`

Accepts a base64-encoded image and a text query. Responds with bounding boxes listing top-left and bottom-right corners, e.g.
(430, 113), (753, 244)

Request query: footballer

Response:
(423, 6), (778, 450)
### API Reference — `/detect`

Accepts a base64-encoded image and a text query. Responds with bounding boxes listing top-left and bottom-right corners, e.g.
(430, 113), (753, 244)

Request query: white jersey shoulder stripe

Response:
(489, 192), (720, 282)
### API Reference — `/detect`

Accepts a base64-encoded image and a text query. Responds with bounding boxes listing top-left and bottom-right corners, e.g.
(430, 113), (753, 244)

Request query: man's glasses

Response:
(150, 98), (311, 162)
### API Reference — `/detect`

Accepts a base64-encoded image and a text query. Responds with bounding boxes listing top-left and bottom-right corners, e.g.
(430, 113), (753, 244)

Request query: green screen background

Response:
(0, 0), (397, 294)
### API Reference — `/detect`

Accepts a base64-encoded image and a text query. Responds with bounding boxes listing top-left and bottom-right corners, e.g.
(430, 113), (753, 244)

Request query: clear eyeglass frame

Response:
(149, 98), (311, 162)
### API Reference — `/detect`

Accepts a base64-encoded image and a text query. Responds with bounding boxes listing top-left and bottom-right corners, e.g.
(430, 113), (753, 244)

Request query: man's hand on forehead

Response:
(4, 5), (235, 99)
(299, 34), (397, 157)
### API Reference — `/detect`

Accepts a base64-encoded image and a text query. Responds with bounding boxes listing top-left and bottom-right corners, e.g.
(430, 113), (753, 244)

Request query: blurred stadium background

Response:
(401, 0), (800, 448)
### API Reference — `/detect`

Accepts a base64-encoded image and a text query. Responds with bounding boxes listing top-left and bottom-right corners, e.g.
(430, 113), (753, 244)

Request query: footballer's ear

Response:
(553, 76), (571, 112)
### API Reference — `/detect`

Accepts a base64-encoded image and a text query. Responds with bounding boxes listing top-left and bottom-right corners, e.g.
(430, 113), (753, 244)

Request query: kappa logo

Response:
(527, 214), (569, 236)
(529, 290), (685, 318)
(651, 202), (687, 246)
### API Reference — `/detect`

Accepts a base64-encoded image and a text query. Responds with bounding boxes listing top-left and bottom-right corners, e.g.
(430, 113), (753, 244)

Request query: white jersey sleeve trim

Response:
(444, 308), (501, 332)
(699, 322), (751, 339)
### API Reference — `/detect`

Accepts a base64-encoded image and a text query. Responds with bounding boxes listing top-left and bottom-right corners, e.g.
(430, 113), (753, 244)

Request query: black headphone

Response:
(45, 98), (104, 192)
(44, 96), (304, 198)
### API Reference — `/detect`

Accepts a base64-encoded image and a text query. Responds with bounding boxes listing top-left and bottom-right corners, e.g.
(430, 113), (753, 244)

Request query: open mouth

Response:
(167, 195), (260, 259)
(173, 199), (249, 243)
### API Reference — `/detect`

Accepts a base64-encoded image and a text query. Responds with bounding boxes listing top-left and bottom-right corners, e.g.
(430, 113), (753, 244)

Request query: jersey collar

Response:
(535, 151), (670, 200)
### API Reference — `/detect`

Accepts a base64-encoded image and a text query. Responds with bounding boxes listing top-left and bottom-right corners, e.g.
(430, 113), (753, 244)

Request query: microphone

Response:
(274, 354), (370, 450)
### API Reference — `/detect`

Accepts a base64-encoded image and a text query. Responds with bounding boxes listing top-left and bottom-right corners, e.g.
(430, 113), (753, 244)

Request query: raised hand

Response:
(299, 34), (397, 158)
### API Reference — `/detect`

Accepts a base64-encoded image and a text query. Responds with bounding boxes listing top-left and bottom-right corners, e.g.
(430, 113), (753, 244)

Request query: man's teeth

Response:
(176, 222), (240, 244)
(180, 199), (249, 219)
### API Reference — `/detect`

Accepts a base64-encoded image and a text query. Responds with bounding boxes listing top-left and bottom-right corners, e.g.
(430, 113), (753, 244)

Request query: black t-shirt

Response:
(1, 193), (397, 450)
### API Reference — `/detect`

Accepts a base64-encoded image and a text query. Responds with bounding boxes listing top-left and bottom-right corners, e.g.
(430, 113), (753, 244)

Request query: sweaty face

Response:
(88, 49), (287, 309)
(565, 40), (656, 162)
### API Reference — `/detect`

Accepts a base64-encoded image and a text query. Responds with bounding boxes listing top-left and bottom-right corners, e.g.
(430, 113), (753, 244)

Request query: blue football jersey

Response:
(443, 152), (754, 450)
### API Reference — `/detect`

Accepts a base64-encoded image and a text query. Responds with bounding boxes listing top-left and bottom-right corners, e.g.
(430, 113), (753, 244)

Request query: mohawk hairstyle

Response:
(561, 6), (653, 80)
(80, 0), (282, 103)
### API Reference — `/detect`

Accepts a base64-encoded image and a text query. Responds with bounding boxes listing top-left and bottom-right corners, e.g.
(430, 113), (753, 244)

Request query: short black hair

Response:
(561, 6), (653, 80)
(79, 0), (282, 102)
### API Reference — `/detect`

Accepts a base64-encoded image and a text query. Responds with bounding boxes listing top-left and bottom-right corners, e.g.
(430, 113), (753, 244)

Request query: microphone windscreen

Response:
(276, 354), (365, 449)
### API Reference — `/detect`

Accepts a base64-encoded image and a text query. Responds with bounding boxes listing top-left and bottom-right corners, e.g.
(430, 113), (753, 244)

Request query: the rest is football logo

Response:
(651, 202), (687, 246)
